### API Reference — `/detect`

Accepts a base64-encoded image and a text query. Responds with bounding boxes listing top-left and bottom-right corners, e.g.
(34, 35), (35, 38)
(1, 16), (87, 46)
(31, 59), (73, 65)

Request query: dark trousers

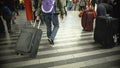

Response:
(3, 16), (12, 32)
(0, 17), (5, 33)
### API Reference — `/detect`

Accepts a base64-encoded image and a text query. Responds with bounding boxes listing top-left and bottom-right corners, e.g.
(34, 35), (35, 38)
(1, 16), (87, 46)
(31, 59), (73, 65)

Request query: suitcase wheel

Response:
(21, 53), (23, 55)
(16, 52), (23, 55)
(16, 52), (19, 55)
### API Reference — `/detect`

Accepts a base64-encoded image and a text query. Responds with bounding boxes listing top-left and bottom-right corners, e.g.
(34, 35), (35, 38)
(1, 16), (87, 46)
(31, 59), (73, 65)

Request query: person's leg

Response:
(6, 16), (12, 33)
(82, 6), (84, 10)
(16, 8), (19, 16)
(50, 15), (59, 43)
(33, 11), (36, 21)
(72, 3), (75, 10)
(44, 14), (52, 38)
(80, 6), (83, 10)
(40, 12), (44, 24)
(74, 3), (77, 10)
(83, 6), (86, 10)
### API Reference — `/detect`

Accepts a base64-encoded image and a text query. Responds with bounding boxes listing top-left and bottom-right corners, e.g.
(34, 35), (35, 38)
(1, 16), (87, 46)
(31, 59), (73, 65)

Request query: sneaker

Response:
(48, 38), (52, 44)
(51, 39), (54, 45)
(48, 38), (54, 45)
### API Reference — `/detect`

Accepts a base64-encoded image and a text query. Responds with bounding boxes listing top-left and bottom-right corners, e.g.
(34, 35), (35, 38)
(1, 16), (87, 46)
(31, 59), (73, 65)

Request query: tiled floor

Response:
(0, 10), (120, 68)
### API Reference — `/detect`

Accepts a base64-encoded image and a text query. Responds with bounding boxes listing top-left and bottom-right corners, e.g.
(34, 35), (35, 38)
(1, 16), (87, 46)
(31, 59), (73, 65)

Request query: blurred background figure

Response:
(14, 0), (20, 16)
(72, 0), (79, 11)
(67, 0), (73, 11)
(19, 0), (24, 10)
(79, 0), (86, 11)
(0, 0), (12, 33)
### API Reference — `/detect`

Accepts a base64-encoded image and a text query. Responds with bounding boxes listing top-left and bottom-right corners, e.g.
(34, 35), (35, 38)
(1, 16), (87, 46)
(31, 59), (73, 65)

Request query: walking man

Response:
(36, 0), (64, 45)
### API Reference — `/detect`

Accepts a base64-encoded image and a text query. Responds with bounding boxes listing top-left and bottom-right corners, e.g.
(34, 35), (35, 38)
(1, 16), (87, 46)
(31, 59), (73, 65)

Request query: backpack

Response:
(41, 0), (55, 13)
(72, 0), (79, 3)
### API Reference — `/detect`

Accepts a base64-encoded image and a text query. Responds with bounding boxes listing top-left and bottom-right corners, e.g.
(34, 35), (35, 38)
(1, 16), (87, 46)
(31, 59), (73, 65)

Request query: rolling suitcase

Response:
(15, 20), (42, 58)
(80, 8), (96, 31)
(94, 16), (119, 48)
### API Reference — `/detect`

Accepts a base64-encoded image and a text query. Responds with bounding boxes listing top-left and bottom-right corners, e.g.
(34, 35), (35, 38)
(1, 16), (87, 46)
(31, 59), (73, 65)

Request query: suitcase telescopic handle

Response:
(33, 20), (41, 29)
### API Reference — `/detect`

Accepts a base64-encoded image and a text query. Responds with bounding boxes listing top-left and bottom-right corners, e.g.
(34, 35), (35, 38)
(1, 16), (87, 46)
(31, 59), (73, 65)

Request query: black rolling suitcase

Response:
(94, 16), (119, 48)
(15, 20), (42, 58)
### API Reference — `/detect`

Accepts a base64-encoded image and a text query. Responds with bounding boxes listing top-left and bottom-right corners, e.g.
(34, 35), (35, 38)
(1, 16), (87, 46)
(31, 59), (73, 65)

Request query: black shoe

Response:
(48, 38), (52, 44)
(51, 39), (54, 45)
(48, 38), (54, 45)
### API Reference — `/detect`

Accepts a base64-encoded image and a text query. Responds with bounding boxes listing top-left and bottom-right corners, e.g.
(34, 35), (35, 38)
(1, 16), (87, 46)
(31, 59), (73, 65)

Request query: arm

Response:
(57, 0), (64, 15)
(36, 0), (42, 16)
(57, 0), (64, 19)
(36, 0), (42, 20)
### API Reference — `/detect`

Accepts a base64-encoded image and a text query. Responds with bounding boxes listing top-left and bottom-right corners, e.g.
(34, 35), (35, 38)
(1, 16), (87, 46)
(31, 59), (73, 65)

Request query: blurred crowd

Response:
(0, 0), (120, 34)
(0, 0), (24, 33)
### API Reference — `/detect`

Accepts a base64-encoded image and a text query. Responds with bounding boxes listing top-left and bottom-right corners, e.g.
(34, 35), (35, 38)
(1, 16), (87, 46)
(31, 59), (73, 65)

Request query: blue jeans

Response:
(40, 12), (45, 24)
(44, 14), (59, 40)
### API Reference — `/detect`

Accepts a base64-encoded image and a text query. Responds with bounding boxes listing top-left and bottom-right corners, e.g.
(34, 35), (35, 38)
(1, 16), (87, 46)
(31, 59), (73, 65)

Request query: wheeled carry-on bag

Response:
(15, 20), (42, 58)
(79, 8), (96, 31)
(94, 16), (119, 48)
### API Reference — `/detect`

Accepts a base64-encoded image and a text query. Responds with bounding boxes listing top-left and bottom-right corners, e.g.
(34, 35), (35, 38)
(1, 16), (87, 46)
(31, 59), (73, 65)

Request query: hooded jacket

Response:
(36, 0), (64, 16)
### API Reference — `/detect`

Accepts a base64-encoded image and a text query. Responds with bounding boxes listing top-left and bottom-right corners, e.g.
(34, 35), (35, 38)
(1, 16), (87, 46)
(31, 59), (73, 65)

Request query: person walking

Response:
(79, 0), (86, 10)
(36, 0), (64, 45)
(0, 0), (12, 33)
(72, 0), (79, 11)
